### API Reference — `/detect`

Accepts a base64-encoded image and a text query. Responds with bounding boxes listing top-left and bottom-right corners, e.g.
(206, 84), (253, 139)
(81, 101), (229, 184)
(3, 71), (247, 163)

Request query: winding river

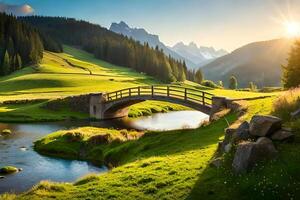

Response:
(0, 111), (208, 193)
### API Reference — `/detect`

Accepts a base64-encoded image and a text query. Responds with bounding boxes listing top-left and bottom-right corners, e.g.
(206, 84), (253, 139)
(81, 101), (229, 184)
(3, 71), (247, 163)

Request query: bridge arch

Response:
(89, 85), (221, 120)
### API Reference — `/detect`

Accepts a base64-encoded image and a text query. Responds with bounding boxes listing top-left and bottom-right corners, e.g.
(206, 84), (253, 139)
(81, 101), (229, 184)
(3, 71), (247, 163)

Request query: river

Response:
(0, 111), (208, 193)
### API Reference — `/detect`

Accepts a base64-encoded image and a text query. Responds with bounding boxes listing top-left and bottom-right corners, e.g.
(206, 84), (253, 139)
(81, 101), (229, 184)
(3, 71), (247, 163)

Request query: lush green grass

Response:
(3, 97), (298, 200)
(34, 127), (143, 165)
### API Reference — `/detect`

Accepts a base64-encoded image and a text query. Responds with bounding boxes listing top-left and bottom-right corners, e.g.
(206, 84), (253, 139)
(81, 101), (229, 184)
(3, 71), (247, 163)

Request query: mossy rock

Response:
(1, 129), (12, 136)
(0, 166), (19, 174)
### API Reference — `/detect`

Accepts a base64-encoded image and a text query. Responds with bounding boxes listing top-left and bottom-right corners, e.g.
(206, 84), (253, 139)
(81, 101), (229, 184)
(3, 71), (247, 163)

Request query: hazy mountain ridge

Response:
(201, 38), (293, 87)
(171, 42), (228, 66)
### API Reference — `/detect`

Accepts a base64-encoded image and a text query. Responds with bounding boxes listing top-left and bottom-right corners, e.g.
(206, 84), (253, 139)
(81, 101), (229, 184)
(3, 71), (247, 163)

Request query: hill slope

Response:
(202, 38), (293, 87)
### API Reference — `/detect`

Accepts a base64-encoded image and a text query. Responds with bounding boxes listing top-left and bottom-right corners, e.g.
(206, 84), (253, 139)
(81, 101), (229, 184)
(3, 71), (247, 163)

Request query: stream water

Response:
(0, 111), (208, 193)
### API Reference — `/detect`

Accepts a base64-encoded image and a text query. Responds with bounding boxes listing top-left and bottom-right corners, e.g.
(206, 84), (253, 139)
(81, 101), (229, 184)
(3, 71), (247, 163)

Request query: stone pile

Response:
(215, 115), (295, 174)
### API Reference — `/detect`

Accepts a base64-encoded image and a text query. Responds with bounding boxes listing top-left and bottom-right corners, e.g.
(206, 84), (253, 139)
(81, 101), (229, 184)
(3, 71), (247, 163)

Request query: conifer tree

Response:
(282, 40), (300, 88)
(194, 69), (203, 84)
(1, 50), (10, 75)
(229, 76), (238, 89)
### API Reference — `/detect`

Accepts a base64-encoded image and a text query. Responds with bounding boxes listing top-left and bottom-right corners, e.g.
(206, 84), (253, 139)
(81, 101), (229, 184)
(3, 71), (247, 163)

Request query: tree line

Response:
(0, 13), (62, 76)
(21, 16), (190, 83)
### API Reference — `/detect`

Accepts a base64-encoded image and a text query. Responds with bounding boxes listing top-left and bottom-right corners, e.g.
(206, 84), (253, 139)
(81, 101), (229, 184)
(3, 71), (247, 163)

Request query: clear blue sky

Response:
(3, 0), (300, 51)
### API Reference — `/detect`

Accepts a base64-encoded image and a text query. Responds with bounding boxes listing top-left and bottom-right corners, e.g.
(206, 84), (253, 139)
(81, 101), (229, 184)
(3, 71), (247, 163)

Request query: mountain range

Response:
(109, 21), (227, 69)
(201, 38), (293, 87)
(171, 42), (227, 66)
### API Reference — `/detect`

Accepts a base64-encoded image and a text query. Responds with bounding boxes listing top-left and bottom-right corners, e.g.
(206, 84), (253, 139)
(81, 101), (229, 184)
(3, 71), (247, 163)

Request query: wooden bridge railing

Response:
(106, 85), (214, 106)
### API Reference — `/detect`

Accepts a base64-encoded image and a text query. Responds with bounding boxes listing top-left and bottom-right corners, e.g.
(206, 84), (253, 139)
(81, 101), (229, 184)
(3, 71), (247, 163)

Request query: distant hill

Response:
(201, 38), (293, 88)
(109, 21), (197, 69)
(171, 42), (227, 66)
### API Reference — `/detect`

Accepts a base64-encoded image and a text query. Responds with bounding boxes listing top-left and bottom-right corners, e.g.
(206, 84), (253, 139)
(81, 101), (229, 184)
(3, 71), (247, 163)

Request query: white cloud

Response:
(0, 2), (34, 15)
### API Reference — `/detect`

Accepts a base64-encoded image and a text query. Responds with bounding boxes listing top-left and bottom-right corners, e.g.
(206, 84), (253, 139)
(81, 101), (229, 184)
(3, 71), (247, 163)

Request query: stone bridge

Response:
(89, 85), (226, 120)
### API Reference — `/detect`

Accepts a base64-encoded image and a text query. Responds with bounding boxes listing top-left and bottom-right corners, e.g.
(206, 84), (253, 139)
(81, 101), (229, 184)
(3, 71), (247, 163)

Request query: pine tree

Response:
(218, 80), (223, 88)
(229, 76), (238, 89)
(282, 40), (300, 88)
(1, 50), (10, 75)
(249, 81), (256, 91)
(194, 69), (203, 84)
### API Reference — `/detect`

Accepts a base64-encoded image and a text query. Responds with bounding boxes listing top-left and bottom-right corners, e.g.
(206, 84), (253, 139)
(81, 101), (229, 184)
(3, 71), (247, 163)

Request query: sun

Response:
(285, 21), (300, 37)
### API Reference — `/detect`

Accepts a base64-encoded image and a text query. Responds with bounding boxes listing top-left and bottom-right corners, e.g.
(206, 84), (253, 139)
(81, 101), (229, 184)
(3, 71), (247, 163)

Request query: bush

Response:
(272, 88), (300, 121)
(64, 132), (84, 142)
(201, 80), (220, 88)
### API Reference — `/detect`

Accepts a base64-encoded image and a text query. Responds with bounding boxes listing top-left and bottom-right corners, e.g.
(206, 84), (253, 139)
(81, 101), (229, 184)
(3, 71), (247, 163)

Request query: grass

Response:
(2, 96), (298, 200)
(34, 127), (144, 165)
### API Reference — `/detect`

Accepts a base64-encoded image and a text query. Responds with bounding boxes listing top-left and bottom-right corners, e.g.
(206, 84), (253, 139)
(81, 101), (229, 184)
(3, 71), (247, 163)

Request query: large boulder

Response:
(233, 121), (253, 142)
(232, 137), (277, 173)
(249, 115), (282, 137)
(271, 129), (295, 142)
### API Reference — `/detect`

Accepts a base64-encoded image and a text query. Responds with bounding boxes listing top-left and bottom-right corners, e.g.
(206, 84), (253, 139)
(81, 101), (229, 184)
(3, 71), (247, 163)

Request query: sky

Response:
(2, 0), (300, 52)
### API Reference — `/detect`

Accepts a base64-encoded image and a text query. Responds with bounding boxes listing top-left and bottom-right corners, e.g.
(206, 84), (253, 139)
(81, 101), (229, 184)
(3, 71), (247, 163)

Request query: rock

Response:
(0, 176), (5, 179)
(210, 157), (223, 168)
(291, 108), (300, 119)
(1, 129), (12, 136)
(249, 115), (282, 137)
(233, 121), (253, 142)
(232, 137), (277, 173)
(18, 168), (23, 172)
(224, 143), (232, 153)
(224, 128), (236, 144)
(0, 166), (19, 174)
(271, 129), (295, 142)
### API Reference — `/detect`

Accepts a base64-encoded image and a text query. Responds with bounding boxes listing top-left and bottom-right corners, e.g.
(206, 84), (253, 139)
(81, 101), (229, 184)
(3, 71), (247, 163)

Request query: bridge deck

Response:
(106, 85), (214, 106)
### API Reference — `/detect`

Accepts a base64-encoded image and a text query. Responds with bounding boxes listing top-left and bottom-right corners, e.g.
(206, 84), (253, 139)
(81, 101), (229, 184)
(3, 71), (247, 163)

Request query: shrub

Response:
(201, 80), (220, 88)
(272, 87), (300, 121)
(64, 131), (84, 142)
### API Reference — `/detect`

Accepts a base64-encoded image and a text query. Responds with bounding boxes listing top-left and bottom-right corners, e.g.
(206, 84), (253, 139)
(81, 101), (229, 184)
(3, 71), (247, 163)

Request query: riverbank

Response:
(34, 127), (144, 166)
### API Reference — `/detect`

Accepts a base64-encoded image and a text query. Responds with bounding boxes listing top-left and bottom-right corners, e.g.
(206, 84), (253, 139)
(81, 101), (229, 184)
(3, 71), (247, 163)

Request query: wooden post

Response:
(202, 92), (205, 105)
(184, 88), (187, 100)
(120, 91), (122, 98)
(138, 87), (140, 96)
(151, 85), (154, 97)
(167, 86), (169, 97)
(129, 88), (131, 96)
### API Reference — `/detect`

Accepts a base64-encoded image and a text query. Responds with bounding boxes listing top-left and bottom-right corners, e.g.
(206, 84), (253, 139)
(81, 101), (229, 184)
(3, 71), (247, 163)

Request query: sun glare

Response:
(285, 21), (300, 37)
